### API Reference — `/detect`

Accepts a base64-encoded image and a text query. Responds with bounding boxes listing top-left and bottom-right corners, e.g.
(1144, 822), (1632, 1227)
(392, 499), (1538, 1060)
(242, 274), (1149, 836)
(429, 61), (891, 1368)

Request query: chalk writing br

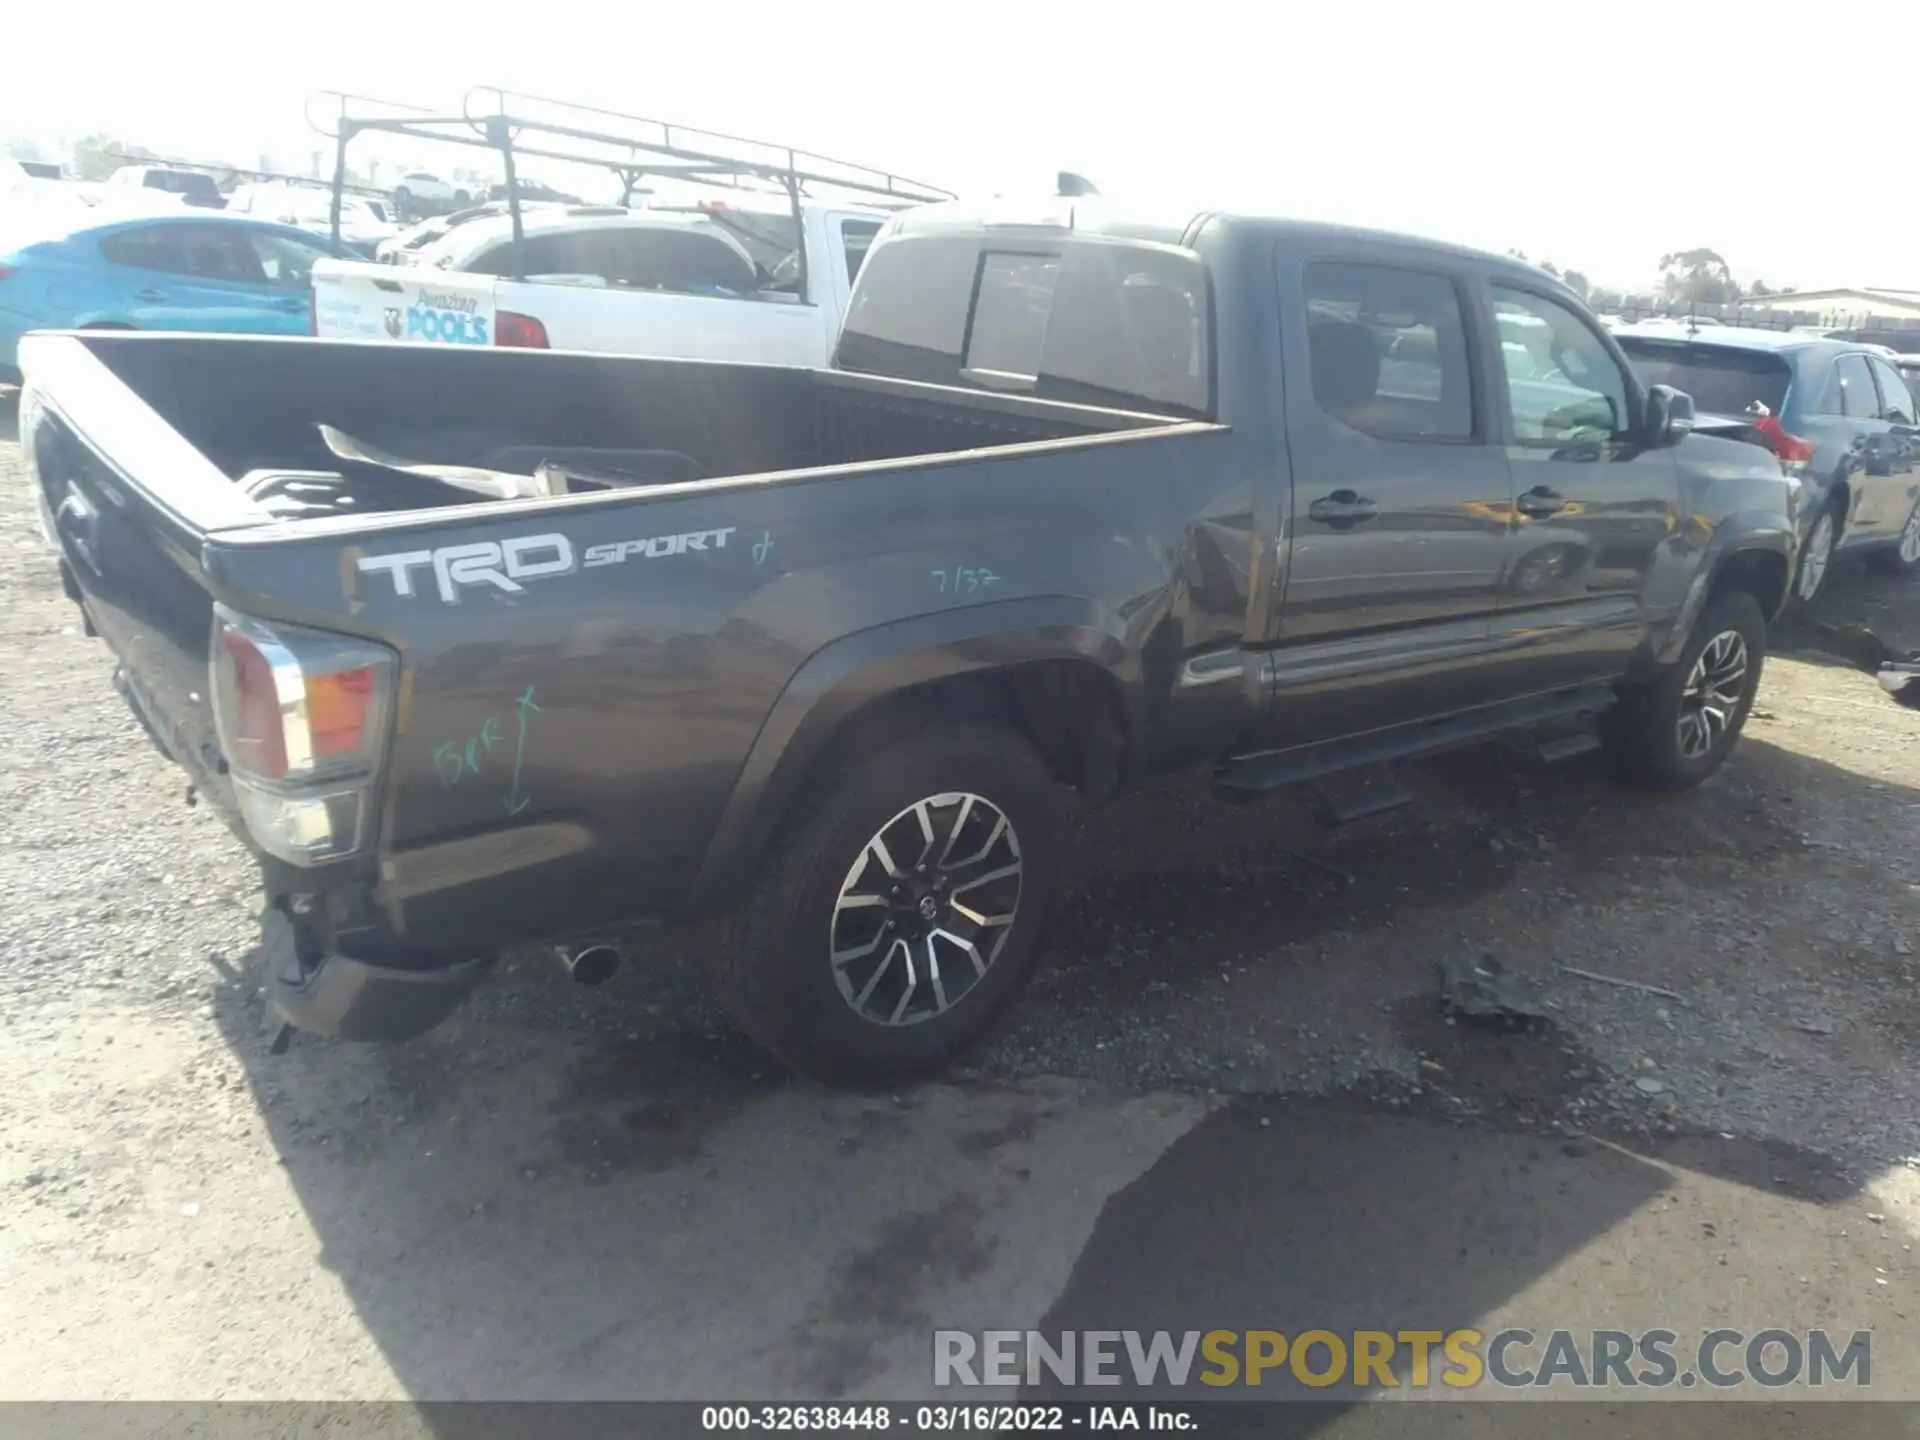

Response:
(931, 565), (1002, 596)
(431, 685), (542, 816)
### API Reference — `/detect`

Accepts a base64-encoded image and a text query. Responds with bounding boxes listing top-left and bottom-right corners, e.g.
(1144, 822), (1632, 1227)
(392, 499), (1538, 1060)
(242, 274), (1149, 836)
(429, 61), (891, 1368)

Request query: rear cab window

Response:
(1615, 338), (1792, 419)
(836, 231), (1212, 417)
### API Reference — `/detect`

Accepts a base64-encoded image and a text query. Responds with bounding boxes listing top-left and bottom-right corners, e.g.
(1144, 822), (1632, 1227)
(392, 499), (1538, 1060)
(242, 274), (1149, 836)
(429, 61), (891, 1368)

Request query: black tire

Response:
(715, 722), (1066, 1085)
(1867, 497), (1920, 575)
(1603, 588), (1767, 792)
(1790, 499), (1841, 609)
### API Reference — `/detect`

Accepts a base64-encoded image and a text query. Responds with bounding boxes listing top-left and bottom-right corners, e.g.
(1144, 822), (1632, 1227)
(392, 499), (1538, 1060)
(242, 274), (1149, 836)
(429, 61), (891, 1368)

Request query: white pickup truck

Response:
(310, 197), (890, 364)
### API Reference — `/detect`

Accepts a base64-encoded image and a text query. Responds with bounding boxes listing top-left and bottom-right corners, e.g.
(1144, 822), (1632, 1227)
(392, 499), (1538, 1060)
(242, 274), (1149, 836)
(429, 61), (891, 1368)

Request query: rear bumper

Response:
(260, 907), (492, 1042)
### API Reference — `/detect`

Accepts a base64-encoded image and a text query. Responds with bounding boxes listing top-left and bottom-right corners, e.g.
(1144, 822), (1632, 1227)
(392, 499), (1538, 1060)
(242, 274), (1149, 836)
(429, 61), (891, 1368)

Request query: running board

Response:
(1213, 684), (1617, 798)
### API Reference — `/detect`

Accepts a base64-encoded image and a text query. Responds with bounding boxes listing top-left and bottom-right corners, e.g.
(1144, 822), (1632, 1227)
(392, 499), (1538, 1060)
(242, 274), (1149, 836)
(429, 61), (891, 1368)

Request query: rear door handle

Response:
(134, 288), (168, 302)
(1515, 486), (1568, 518)
(1307, 490), (1379, 528)
(273, 296), (306, 312)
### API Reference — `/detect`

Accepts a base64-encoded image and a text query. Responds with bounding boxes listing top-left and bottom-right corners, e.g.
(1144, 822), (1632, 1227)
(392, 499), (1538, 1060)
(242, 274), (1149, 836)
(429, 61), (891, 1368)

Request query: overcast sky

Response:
(7, 0), (1916, 292)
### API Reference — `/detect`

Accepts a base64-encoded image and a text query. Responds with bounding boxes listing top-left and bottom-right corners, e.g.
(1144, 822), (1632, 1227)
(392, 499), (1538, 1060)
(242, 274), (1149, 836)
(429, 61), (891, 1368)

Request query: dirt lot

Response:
(3, 389), (1919, 1418)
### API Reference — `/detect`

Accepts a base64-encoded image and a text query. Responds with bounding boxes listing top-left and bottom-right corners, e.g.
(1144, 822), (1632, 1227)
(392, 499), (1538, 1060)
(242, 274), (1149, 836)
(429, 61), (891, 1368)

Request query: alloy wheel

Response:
(1797, 513), (1834, 602)
(1900, 504), (1920, 565)
(1676, 629), (1749, 760)
(829, 792), (1023, 1027)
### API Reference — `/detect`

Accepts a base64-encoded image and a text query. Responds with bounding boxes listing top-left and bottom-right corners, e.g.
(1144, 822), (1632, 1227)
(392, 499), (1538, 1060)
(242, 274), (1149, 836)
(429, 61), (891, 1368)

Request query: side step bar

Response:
(1212, 683), (1618, 799)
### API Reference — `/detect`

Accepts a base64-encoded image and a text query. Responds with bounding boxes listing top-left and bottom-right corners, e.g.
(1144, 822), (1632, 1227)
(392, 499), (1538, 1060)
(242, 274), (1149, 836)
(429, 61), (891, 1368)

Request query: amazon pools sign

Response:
(399, 290), (490, 345)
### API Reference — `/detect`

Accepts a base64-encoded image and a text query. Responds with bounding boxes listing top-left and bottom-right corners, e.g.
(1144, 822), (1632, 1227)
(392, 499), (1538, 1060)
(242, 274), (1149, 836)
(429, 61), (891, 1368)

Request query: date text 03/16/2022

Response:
(700, 1405), (1192, 1431)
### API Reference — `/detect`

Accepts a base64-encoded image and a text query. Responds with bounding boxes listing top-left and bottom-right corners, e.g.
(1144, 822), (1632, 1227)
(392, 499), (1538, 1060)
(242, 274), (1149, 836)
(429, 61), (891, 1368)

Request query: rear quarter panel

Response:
(205, 422), (1251, 950)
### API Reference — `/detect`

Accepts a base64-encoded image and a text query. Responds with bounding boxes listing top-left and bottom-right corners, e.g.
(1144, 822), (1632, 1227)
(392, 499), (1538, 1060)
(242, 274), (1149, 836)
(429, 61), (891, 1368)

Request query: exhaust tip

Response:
(561, 943), (623, 987)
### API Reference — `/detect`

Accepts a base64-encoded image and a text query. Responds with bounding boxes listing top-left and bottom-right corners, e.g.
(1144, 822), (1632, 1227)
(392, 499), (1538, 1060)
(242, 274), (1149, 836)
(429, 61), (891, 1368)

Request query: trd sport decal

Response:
(356, 527), (738, 604)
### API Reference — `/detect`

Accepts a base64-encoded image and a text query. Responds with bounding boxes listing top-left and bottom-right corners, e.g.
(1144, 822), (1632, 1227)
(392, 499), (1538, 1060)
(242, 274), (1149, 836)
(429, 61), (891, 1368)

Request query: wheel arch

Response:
(1654, 515), (1797, 666)
(683, 597), (1140, 913)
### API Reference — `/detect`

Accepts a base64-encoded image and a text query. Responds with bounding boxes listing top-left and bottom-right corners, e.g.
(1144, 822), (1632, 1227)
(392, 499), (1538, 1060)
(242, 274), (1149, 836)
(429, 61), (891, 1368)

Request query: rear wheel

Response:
(1603, 589), (1766, 792)
(715, 722), (1066, 1085)
(1868, 498), (1920, 575)
(1794, 506), (1838, 606)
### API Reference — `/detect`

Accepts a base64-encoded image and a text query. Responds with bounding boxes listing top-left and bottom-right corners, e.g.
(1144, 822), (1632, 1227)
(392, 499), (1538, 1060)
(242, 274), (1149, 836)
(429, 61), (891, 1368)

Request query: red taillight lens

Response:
(494, 310), (549, 349)
(210, 610), (394, 785)
(0, 265), (16, 284)
(216, 624), (289, 780)
(1753, 415), (1815, 466)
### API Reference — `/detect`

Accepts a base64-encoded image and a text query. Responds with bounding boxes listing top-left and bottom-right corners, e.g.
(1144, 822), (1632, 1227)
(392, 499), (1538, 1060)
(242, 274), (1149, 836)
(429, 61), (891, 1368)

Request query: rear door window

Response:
(1305, 262), (1474, 439)
(1868, 357), (1916, 424)
(99, 226), (190, 272)
(1836, 354), (1879, 419)
(840, 219), (881, 285)
(596, 228), (756, 293)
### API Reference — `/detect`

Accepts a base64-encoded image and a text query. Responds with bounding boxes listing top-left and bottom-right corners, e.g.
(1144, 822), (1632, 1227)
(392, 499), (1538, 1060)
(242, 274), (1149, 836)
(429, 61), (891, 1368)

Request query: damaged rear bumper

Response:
(260, 907), (492, 1042)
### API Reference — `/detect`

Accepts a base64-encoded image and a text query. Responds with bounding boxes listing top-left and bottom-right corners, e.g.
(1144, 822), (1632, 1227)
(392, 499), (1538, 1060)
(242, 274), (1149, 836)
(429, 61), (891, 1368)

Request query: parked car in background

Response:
(0, 211), (332, 381)
(487, 179), (582, 205)
(19, 201), (1799, 1081)
(225, 183), (398, 253)
(389, 171), (471, 220)
(314, 200), (889, 364)
(372, 199), (567, 264)
(1615, 325), (1920, 598)
(1896, 353), (1920, 399)
(105, 165), (226, 209)
(1826, 326), (1920, 354)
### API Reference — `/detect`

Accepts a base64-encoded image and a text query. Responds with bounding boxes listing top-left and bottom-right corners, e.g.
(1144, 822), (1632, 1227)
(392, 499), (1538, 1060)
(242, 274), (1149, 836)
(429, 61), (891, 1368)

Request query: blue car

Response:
(0, 209), (338, 382)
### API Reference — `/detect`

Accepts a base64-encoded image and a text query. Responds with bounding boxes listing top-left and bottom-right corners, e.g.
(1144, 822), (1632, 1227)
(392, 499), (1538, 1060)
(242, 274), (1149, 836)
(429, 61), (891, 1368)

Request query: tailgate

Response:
(16, 339), (260, 819)
(311, 259), (498, 347)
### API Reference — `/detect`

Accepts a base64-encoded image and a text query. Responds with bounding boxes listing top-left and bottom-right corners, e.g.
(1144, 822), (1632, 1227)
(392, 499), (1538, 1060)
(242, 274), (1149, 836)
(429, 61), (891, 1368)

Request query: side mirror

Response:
(1645, 384), (1695, 446)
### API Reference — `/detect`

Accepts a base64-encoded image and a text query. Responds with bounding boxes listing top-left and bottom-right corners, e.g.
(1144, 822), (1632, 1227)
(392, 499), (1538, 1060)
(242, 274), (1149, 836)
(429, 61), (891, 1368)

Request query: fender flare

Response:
(684, 595), (1137, 910)
(1655, 511), (1797, 666)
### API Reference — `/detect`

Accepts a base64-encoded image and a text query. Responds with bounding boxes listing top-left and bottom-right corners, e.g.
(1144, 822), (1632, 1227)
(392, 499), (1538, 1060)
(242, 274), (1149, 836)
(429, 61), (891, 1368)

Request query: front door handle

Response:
(273, 296), (306, 312)
(1307, 490), (1379, 528)
(134, 288), (168, 303)
(1515, 486), (1568, 518)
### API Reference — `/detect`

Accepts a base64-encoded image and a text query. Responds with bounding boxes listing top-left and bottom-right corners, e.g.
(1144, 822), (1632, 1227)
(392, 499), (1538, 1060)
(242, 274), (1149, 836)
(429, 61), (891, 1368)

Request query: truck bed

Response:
(71, 333), (1160, 523)
(22, 330), (1230, 955)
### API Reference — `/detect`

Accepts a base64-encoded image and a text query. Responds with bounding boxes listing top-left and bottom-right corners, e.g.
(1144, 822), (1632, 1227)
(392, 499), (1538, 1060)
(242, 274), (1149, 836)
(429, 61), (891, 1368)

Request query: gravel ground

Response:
(3, 385), (1919, 1402)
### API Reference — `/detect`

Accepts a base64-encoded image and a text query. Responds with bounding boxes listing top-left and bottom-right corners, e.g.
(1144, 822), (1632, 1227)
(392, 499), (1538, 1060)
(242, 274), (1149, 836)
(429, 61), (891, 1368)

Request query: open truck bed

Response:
(20, 330), (1222, 1044)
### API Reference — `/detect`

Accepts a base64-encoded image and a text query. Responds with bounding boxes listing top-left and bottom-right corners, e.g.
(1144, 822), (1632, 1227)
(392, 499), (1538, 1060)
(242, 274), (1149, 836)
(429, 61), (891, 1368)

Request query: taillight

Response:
(210, 607), (396, 865)
(1753, 415), (1814, 474)
(0, 265), (16, 284)
(494, 310), (549, 349)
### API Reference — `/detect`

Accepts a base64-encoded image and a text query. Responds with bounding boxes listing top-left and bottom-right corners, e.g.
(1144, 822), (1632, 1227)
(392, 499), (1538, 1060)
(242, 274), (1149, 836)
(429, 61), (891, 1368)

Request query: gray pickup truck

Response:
(19, 198), (1800, 1083)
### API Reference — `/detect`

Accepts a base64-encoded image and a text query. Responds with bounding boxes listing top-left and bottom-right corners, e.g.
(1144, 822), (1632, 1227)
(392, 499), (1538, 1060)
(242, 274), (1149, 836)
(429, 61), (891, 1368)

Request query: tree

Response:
(3, 135), (50, 162)
(70, 133), (157, 182)
(1540, 260), (1561, 278)
(1658, 248), (1738, 305)
(1746, 279), (1776, 298)
(1561, 269), (1593, 301)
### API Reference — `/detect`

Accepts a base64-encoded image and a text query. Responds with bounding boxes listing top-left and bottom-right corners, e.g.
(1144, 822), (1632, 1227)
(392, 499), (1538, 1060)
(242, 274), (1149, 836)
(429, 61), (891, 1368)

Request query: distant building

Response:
(1734, 288), (1920, 326)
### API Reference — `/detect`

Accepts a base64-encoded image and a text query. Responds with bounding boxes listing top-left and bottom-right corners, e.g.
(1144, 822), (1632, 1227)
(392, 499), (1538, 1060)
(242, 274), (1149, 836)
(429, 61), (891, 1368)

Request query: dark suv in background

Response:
(1614, 325), (1920, 600)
